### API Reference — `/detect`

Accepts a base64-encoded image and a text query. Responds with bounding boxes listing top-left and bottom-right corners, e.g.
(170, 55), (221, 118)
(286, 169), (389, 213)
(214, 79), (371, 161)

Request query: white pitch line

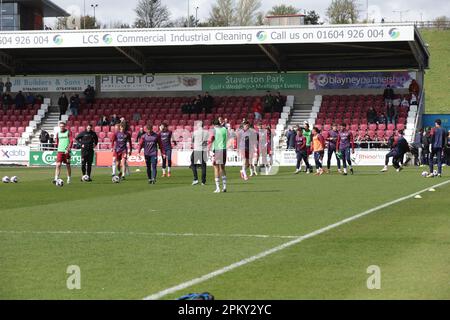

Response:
(0, 230), (298, 240)
(143, 179), (450, 300)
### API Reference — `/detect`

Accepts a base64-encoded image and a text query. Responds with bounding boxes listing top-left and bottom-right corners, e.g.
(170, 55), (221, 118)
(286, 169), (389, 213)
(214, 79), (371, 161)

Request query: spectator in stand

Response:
(202, 92), (214, 114)
(58, 93), (69, 117)
(26, 93), (35, 107)
(97, 115), (109, 127)
(285, 126), (296, 150)
(263, 91), (274, 113)
(110, 114), (120, 126)
(386, 102), (397, 124)
(1, 92), (11, 111)
(0, 78), (4, 93)
(356, 132), (369, 149)
(400, 96), (410, 109)
(83, 85), (96, 104)
(273, 92), (285, 113)
(410, 93), (418, 105)
(35, 93), (44, 104)
(136, 127), (145, 143)
(69, 93), (80, 116)
(5, 78), (12, 93)
(181, 99), (194, 114)
(367, 107), (378, 124)
(383, 84), (395, 106)
(378, 112), (387, 125)
(193, 95), (203, 114)
(409, 79), (420, 97)
(39, 130), (50, 151)
(133, 111), (141, 122)
(14, 91), (25, 109)
(252, 97), (263, 121)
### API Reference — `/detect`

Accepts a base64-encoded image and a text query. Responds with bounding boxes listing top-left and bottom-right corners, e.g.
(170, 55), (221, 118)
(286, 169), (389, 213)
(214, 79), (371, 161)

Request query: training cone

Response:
(428, 188), (436, 192)
(414, 195), (422, 199)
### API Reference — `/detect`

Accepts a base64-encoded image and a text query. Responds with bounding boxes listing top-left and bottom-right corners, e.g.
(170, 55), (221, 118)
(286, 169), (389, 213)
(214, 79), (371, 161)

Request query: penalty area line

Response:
(143, 179), (450, 300)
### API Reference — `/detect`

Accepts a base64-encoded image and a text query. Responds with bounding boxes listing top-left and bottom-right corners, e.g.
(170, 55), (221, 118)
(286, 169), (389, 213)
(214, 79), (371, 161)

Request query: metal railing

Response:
(412, 21), (450, 29)
(411, 88), (425, 143)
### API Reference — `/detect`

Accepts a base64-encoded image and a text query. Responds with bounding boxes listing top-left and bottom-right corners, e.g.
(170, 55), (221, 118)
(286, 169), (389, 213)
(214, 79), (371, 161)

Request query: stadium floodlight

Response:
(392, 9), (410, 22)
(91, 4), (99, 28)
(195, 6), (199, 27)
(187, 0), (190, 27)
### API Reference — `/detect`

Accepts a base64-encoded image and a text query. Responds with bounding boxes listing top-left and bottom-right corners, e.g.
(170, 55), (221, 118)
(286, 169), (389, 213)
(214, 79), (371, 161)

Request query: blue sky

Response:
(47, 0), (450, 27)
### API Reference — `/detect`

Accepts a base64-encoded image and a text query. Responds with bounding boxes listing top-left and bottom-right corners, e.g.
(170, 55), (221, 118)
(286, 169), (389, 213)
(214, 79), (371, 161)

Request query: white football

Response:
(82, 175), (90, 182)
(112, 175), (121, 183)
(433, 170), (438, 176)
(421, 171), (428, 177)
(56, 179), (64, 187)
(10, 176), (18, 183)
(2, 176), (10, 183)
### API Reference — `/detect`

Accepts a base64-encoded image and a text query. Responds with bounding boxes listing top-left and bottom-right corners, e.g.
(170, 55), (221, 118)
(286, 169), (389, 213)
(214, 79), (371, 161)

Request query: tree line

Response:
(55, 0), (320, 30)
(55, 0), (450, 30)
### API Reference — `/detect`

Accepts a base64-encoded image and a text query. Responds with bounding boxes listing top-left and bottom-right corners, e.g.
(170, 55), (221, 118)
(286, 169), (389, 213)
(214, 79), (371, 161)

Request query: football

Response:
(10, 176), (19, 183)
(2, 176), (10, 183)
(55, 179), (64, 187)
(82, 175), (90, 182)
(421, 171), (428, 177)
(112, 175), (121, 183)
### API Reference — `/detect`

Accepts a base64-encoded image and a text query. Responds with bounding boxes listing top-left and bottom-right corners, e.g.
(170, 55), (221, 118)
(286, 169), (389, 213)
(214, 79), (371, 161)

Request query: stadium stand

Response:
(63, 96), (283, 149)
(0, 103), (43, 145)
(283, 93), (420, 147)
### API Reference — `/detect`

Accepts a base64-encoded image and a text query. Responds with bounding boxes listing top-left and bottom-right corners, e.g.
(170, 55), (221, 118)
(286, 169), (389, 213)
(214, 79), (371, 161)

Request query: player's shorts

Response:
(213, 149), (227, 165)
(56, 152), (70, 164)
(113, 150), (128, 162)
(306, 147), (312, 156)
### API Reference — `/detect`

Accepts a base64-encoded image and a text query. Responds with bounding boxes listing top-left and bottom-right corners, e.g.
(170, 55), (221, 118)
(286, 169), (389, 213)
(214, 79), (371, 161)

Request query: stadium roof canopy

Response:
(4, 0), (69, 17)
(0, 23), (429, 75)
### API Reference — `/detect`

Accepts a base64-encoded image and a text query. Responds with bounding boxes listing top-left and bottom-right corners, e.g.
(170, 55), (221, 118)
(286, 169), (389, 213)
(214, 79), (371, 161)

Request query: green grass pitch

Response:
(0, 165), (448, 300)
